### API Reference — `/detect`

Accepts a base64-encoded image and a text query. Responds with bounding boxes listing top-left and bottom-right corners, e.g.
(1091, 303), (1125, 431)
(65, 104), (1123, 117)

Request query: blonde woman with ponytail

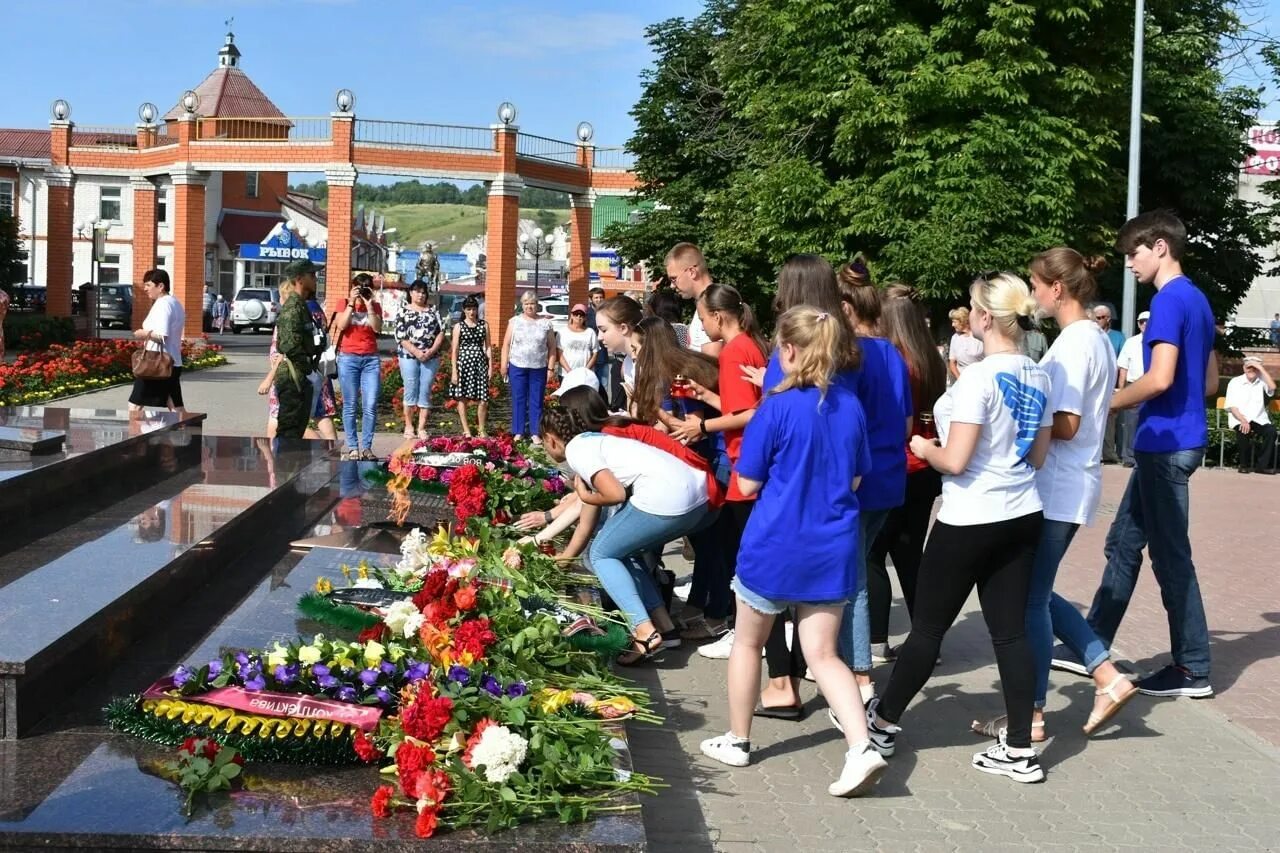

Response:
(701, 306), (887, 800)
(868, 272), (1054, 785)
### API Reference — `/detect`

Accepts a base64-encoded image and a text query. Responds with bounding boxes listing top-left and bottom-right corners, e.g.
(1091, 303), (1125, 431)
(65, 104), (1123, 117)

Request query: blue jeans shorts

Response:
(732, 576), (846, 616)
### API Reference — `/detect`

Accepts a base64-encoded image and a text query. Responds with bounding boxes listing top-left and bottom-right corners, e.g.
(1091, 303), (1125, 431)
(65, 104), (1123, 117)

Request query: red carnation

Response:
(400, 695), (454, 743)
(352, 730), (383, 763)
(357, 623), (387, 644)
(370, 785), (394, 818)
(415, 806), (439, 838)
(453, 618), (497, 661)
(413, 570), (449, 610)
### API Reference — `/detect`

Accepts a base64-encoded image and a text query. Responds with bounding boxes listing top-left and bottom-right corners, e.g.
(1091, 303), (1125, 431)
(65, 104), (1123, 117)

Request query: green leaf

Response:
(499, 786), (518, 803)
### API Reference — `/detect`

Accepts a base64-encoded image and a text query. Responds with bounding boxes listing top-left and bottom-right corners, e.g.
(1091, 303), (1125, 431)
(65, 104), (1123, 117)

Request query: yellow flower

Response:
(428, 527), (453, 557)
(314, 577), (333, 595)
(538, 689), (574, 715)
(266, 642), (290, 669)
(363, 640), (386, 668)
(297, 645), (322, 665)
(340, 565), (351, 579)
(357, 565), (369, 580)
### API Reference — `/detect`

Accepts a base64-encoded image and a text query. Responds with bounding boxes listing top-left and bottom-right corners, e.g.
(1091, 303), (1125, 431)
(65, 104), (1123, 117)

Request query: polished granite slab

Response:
(0, 425), (64, 459)
(0, 437), (341, 739)
(0, 539), (646, 851)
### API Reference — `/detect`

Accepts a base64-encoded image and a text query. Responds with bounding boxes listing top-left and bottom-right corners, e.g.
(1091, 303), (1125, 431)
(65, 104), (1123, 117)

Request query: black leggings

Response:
(868, 468), (942, 644)
(878, 511), (1042, 748)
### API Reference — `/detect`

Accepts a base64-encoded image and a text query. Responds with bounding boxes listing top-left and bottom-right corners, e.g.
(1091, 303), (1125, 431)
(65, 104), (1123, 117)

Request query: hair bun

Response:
(1082, 255), (1109, 275)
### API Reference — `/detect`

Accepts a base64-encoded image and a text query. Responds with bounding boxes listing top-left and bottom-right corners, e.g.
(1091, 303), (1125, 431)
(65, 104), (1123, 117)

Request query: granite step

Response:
(0, 436), (339, 739)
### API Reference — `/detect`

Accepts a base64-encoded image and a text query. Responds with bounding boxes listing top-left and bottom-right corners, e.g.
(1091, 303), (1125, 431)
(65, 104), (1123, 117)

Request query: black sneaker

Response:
(1049, 643), (1088, 677)
(1135, 665), (1213, 698)
(863, 697), (899, 757)
(972, 735), (1045, 783)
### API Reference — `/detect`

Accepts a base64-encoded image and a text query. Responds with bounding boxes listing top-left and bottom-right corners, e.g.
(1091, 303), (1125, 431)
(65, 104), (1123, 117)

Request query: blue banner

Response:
(239, 243), (327, 263)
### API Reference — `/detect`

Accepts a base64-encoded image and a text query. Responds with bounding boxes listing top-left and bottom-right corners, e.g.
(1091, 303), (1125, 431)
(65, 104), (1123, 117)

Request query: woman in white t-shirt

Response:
(557, 304), (599, 374)
(947, 306), (984, 380)
(540, 405), (711, 665)
(128, 268), (187, 418)
(870, 272), (1052, 784)
(991, 248), (1134, 740)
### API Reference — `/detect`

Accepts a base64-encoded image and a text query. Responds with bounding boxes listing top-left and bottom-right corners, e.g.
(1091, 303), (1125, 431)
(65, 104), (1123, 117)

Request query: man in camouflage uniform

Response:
(274, 259), (321, 441)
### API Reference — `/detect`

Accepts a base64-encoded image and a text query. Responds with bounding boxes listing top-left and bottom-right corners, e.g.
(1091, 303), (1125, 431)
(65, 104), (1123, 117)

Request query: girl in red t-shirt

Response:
(672, 283), (768, 639)
(335, 275), (384, 460)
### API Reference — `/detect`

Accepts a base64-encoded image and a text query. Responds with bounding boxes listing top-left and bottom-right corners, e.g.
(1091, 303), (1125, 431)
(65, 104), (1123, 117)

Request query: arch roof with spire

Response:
(163, 31), (285, 121)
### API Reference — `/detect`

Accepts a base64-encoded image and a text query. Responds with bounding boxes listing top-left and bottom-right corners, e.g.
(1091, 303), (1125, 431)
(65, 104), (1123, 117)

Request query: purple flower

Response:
(379, 661), (396, 677)
(505, 682), (528, 698)
(375, 687), (393, 705)
(173, 665), (193, 688)
(447, 665), (470, 685)
(480, 674), (502, 697)
(336, 686), (358, 703)
(234, 652), (250, 670)
(207, 660), (222, 677)
(404, 661), (430, 683)
(311, 664), (338, 689)
(359, 668), (380, 687)
(244, 674), (266, 691)
(274, 664), (298, 685)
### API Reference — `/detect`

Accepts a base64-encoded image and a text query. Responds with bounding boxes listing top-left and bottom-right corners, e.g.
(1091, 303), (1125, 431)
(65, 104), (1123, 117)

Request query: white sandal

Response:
(1083, 675), (1136, 735)
(970, 714), (1047, 743)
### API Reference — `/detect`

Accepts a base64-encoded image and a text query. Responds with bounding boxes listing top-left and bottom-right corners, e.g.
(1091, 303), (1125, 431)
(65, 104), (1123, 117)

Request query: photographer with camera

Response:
(335, 272), (384, 460)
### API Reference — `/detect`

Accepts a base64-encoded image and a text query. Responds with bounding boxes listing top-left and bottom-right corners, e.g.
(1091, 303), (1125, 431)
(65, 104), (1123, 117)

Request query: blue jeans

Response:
(588, 501), (712, 630)
(838, 509), (891, 669)
(1026, 519), (1110, 707)
(338, 353), (381, 452)
(508, 364), (548, 437)
(1086, 448), (1210, 677)
(1116, 407), (1138, 465)
(593, 350), (612, 397)
(398, 355), (439, 409)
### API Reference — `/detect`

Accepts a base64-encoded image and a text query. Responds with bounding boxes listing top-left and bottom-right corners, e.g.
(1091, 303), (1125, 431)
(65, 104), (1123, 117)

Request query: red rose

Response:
(370, 785), (394, 818)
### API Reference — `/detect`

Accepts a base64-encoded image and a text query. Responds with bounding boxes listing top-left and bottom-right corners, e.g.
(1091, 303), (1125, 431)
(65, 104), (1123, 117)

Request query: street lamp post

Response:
(523, 228), (555, 300)
(1121, 0), (1145, 337)
(75, 218), (108, 337)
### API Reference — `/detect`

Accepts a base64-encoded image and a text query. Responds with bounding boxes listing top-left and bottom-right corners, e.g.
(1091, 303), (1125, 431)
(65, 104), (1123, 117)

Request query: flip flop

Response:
(753, 703), (805, 721)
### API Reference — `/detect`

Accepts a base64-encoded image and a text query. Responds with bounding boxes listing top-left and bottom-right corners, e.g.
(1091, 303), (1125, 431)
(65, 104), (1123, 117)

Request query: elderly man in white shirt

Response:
(1225, 356), (1276, 473)
(1114, 310), (1149, 466)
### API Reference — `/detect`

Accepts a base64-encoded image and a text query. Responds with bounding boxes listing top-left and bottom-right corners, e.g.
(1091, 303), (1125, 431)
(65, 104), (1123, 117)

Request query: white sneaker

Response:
(828, 743), (888, 797)
(674, 583), (692, 602)
(864, 697), (900, 757)
(971, 734), (1045, 783)
(700, 733), (750, 767)
(698, 629), (742, 660)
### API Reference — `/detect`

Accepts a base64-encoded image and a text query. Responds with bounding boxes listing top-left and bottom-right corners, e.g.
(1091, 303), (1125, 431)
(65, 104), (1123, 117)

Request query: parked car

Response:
(536, 295), (571, 337)
(230, 287), (280, 334)
(96, 284), (134, 329)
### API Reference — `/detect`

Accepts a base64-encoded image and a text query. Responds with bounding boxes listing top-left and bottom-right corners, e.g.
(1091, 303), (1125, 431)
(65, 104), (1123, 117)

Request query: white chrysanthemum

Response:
(383, 599), (419, 638)
(469, 725), (528, 784)
(353, 577), (384, 589)
(402, 611), (425, 640)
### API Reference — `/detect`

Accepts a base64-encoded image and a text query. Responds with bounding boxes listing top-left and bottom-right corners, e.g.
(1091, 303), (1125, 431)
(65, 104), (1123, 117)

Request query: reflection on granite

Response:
(0, 426), (64, 459)
(0, 406), (205, 479)
(0, 543), (645, 850)
(0, 437), (341, 739)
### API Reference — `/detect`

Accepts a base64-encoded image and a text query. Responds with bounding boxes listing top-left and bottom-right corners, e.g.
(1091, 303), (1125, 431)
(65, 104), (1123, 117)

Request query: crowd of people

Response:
(506, 209), (1224, 799)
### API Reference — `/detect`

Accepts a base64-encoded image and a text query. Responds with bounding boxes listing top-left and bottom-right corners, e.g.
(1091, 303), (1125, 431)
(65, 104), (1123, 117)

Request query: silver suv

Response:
(230, 287), (280, 334)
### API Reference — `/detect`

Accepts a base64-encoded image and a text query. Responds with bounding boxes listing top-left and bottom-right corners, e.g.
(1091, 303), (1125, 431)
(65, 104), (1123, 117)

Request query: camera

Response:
(358, 287), (373, 300)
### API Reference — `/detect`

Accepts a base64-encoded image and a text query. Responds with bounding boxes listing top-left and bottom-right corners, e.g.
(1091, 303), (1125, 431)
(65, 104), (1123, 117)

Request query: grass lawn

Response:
(379, 204), (569, 252)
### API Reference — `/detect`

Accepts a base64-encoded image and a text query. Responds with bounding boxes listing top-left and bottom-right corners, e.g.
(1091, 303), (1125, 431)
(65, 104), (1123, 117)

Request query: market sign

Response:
(589, 250), (621, 281)
(239, 224), (327, 263)
(1243, 125), (1280, 175)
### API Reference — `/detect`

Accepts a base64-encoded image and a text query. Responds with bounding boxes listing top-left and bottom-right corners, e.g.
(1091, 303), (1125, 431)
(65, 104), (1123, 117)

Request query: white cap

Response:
(555, 367), (600, 397)
(1137, 310), (1150, 322)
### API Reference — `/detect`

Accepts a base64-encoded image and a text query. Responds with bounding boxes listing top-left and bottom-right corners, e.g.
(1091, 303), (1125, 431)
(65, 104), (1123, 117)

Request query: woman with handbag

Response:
(129, 268), (187, 419)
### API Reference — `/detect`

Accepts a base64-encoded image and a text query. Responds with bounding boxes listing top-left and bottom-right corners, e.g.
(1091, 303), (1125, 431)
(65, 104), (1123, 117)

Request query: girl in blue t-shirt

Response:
(700, 306), (887, 799)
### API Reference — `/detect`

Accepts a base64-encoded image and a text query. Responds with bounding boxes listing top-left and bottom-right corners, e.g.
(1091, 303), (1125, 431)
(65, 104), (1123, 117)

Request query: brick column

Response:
(324, 166), (358, 314)
(568, 191), (594, 308)
(46, 119), (75, 318)
(171, 167), (207, 338)
(130, 177), (157, 329)
(486, 174), (523, 346)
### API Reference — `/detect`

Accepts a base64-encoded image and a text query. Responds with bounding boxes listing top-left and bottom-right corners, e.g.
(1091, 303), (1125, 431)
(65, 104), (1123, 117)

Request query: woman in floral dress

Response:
(450, 296), (492, 437)
(394, 281), (445, 439)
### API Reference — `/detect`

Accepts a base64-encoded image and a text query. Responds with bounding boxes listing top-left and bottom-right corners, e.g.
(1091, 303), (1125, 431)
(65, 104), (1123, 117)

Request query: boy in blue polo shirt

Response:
(1065, 210), (1217, 698)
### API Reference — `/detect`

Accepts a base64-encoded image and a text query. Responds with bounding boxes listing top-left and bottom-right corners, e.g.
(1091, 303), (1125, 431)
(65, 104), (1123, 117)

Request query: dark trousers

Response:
(868, 468), (942, 644)
(1234, 422), (1276, 471)
(274, 366), (314, 440)
(879, 512), (1042, 748)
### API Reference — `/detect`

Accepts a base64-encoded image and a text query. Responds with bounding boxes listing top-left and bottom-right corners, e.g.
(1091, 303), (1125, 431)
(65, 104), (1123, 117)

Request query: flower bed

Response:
(0, 336), (227, 406)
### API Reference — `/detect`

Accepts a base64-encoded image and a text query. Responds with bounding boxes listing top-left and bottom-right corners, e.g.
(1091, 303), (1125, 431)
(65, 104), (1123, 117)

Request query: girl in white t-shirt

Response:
(870, 272), (1052, 784)
(1003, 248), (1134, 739)
(557, 305), (599, 374)
(540, 405), (711, 665)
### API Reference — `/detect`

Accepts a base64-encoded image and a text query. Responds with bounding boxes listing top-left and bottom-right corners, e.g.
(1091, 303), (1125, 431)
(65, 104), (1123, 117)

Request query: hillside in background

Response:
(377, 204), (568, 253)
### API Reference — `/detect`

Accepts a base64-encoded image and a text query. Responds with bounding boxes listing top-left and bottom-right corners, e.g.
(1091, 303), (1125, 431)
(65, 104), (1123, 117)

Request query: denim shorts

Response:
(732, 577), (847, 616)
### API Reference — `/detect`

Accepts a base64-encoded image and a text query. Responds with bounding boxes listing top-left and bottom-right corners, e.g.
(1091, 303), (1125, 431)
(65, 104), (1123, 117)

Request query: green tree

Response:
(612, 0), (1267, 322)
(0, 213), (28, 294)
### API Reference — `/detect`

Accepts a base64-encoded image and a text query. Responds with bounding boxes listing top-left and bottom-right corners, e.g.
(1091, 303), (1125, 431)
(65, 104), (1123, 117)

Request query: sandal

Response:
(402, 428), (415, 440)
(343, 449), (360, 461)
(416, 429), (429, 440)
(359, 449), (378, 461)
(1083, 675), (1136, 736)
(970, 714), (1047, 743)
(617, 631), (663, 666)
(680, 616), (728, 641)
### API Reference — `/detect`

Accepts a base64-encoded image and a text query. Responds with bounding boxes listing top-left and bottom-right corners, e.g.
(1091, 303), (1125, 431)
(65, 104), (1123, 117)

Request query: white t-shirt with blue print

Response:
(932, 352), (1052, 526)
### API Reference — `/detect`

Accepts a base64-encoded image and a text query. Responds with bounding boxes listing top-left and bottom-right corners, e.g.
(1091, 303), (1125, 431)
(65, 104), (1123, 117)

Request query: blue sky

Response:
(0, 0), (704, 147)
(4, 0), (1279, 148)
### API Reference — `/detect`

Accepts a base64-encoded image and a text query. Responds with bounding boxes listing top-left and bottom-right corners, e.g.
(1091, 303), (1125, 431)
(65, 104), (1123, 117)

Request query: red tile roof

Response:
(0, 129), (51, 161)
(163, 67), (286, 121)
(218, 212), (284, 250)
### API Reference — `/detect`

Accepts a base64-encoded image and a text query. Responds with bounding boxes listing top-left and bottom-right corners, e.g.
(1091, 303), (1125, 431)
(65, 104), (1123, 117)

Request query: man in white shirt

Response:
(664, 242), (722, 357)
(1225, 356), (1276, 473)
(1114, 310), (1149, 466)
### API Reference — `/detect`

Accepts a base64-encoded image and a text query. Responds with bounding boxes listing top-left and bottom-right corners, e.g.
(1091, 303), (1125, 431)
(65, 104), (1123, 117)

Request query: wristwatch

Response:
(698, 417), (709, 437)
(543, 510), (553, 525)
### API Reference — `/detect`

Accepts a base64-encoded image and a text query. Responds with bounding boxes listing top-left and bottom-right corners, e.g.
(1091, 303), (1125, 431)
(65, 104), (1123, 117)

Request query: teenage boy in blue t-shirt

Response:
(1070, 210), (1217, 698)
